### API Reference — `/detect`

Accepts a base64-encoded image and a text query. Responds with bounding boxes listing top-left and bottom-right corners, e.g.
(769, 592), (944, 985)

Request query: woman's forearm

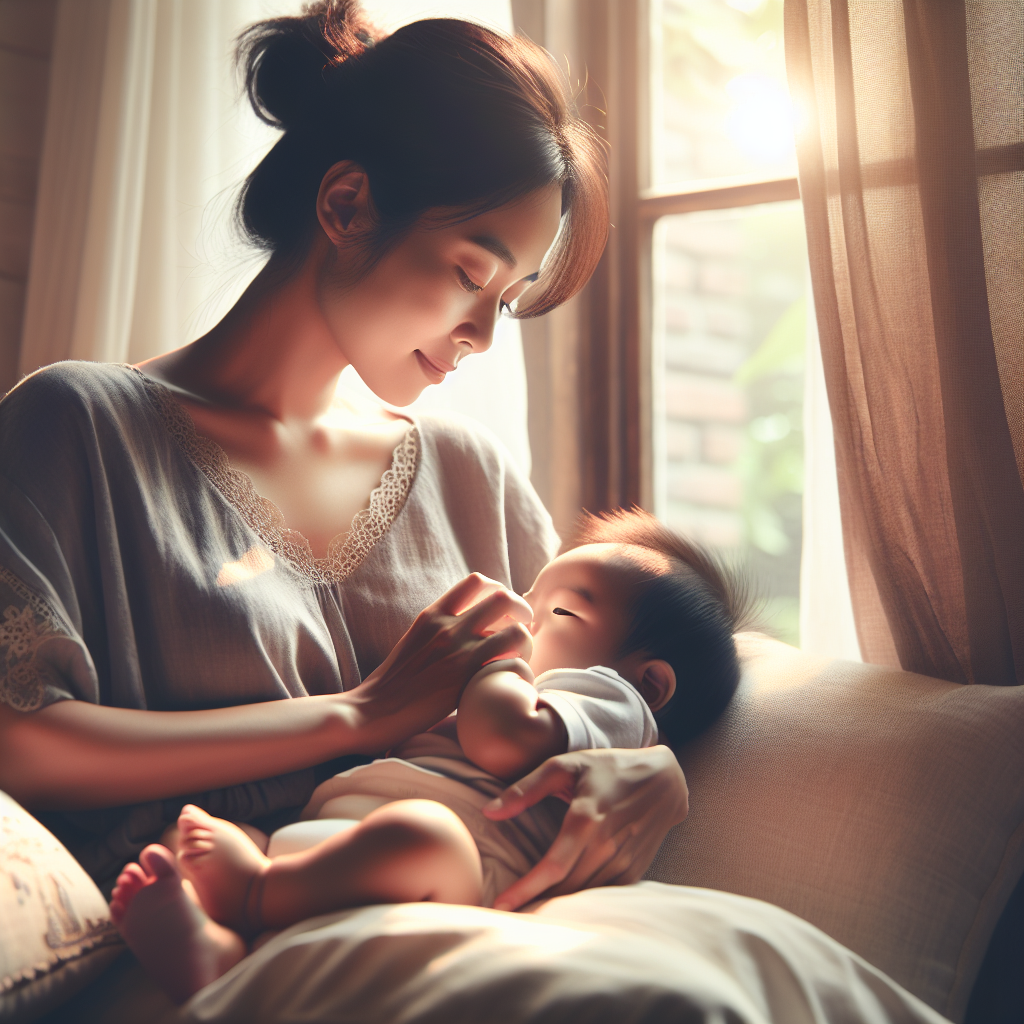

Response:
(0, 693), (373, 811)
(0, 574), (535, 812)
(456, 670), (567, 781)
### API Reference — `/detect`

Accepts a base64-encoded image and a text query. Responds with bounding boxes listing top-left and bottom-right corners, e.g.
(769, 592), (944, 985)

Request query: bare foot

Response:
(177, 804), (271, 933)
(110, 845), (246, 1005)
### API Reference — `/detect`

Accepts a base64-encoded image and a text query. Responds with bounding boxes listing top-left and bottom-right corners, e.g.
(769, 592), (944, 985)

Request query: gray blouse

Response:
(0, 361), (559, 886)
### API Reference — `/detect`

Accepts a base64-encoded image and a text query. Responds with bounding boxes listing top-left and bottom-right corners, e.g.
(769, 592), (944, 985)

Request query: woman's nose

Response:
(452, 303), (501, 354)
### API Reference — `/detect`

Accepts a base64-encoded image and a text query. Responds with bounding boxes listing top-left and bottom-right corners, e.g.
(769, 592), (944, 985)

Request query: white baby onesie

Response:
(295, 666), (659, 905)
(534, 666), (658, 751)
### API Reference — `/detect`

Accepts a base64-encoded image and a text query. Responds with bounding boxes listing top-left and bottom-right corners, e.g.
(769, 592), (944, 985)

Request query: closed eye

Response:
(457, 267), (482, 294)
(552, 607), (577, 617)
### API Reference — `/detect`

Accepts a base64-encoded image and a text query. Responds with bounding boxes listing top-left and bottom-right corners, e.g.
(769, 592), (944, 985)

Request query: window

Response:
(512, 2), (809, 639)
(535, 0), (802, 642)
(647, 0), (805, 642)
(645, 1), (805, 641)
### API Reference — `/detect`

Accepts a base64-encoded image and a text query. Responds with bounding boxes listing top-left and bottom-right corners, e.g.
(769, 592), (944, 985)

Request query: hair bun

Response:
(238, 1), (379, 130)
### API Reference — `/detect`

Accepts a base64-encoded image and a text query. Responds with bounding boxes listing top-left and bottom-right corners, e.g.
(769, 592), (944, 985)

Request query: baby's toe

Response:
(139, 844), (179, 880)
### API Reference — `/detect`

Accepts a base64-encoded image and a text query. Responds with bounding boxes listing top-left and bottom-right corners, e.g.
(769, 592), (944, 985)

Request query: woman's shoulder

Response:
(3, 361), (145, 419)
(1, 362), (159, 474)
(413, 411), (520, 478)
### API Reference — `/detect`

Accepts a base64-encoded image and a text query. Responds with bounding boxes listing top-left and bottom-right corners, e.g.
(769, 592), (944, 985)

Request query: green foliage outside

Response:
(731, 204), (807, 646)
(655, 0), (806, 645)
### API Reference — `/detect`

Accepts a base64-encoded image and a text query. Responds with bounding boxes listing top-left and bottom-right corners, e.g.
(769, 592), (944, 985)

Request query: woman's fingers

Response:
(457, 586), (533, 634)
(487, 747), (690, 912)
(482, 756), (577, 821)
(492, 805), (597, 910)
(538, 819), (637, 898)
(473, 622), (533, 668)
(432, 572), (505, 616)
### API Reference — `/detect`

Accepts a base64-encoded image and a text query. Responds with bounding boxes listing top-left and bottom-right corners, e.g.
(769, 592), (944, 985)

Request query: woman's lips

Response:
(415, 350), (455, 383)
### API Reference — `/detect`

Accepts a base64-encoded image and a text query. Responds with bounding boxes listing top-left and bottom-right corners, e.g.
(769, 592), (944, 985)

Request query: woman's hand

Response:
(0, 573), (531, 810)
(348, 573), (534, 752)
(482, 746), (688, 911)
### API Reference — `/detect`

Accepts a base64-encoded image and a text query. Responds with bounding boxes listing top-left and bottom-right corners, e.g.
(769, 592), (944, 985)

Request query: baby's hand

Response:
(468, 658), (535, 687)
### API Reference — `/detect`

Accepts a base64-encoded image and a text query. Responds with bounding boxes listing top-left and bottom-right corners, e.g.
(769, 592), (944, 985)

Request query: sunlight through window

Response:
(649, 0), (806, 644)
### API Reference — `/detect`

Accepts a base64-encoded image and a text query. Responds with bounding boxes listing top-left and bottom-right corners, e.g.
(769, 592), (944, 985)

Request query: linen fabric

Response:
(0, 361), (558, 891)
(648, 633), (1024, 1022)
(785, 0), (1024, 683)
(174, 885), (950, 1024)
(299, 665), (659, 906)
(0, 790), (123, 1024)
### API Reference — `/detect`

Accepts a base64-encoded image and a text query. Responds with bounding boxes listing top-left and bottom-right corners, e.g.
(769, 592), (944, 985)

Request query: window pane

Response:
(652, 202), (806, 643)
(650, 0), (795, 185)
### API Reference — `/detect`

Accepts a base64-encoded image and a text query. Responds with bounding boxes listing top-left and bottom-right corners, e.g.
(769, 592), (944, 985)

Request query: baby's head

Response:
(524, 508), (756, 748)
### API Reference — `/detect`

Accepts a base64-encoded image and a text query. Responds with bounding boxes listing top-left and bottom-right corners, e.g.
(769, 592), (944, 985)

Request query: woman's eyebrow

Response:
(470, 234), (516, 268)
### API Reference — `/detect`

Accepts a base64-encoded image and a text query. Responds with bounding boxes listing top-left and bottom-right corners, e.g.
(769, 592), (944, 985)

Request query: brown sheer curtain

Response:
(785, 0), (1023, 685)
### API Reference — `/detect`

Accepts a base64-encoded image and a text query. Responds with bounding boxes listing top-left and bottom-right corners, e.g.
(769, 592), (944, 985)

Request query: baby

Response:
(110, 508), (754, 1002)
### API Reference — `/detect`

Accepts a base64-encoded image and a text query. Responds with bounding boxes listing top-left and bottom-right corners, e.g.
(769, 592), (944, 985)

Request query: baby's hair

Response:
(567, 508), (759, 749)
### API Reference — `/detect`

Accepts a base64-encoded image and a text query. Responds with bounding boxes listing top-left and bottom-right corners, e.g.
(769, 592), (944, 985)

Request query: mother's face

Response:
(318, 179), (563, 407)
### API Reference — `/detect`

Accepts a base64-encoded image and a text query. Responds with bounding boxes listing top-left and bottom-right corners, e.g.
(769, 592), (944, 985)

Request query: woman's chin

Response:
(359, 376), (430, 409)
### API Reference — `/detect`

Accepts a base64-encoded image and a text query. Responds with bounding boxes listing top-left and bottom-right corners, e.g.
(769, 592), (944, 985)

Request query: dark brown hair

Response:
(235, 0), (608, 317)
(568, 508), (759, 748)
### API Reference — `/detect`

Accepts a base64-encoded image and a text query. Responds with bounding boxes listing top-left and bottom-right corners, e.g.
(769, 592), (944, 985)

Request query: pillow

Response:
(0, 791), (122, 1024)
(647, 634), (1024, 1023)
(180, 885), (949, 1024)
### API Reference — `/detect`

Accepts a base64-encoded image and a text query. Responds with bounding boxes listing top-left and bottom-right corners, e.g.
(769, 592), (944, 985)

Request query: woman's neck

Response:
(145, 241), (349, 424)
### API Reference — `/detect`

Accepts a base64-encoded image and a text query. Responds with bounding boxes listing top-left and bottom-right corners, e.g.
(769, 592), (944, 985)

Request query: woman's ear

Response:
(317, 161), (373, 244)
(635, 660), (676, 713)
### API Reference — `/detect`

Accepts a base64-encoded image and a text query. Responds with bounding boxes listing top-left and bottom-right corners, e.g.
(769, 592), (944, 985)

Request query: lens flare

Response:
(724, 74), (798, 164)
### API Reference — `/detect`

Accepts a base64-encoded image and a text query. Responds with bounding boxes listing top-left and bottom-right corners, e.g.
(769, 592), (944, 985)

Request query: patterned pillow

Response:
(0, 791), (122, 1023)
(648, 634), (1024, 1023)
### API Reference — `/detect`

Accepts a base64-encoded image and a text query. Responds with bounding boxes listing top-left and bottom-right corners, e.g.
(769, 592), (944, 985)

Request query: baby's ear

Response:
(635, 660), (676, 712)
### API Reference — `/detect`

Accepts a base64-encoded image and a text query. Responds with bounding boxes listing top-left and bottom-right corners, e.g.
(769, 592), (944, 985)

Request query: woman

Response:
(0, 0), (687, 916)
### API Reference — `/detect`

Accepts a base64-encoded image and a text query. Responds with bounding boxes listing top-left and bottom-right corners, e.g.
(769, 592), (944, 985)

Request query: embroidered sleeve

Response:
(0, 568), (80, 712)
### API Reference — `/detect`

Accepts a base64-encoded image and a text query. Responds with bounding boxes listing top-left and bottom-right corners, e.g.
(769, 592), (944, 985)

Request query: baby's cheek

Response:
(526, 630), (558, 675)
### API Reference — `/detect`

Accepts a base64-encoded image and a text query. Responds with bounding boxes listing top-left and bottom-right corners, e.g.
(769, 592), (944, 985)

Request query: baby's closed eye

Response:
(552, 608), (577, 617)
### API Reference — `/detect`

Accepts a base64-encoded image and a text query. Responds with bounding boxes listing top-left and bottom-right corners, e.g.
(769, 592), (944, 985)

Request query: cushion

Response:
(178, 884), (949, 1024)
(647, 634), (1024, 1023)
(0, 791), (122, 1024)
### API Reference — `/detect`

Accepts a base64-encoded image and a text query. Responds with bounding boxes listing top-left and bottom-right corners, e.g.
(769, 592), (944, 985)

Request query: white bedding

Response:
(174, 883), (951, 1024)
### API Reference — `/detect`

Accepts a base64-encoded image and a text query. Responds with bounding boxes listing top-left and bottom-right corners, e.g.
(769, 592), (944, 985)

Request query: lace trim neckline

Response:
(130, 366), (420, 587)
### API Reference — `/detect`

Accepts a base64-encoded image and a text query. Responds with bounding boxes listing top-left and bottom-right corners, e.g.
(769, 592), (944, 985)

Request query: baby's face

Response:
(523, 545), (634, 677)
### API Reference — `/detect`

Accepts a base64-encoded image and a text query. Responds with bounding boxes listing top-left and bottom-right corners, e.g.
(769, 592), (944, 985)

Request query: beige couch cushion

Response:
(648, 634), (1024, 1023)
(0, 791), (122, 1024)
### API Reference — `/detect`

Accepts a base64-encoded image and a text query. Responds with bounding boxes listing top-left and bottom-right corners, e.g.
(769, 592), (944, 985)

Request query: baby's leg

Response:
(260, 799), (484, 926)
(161, 819), (270, 856)
(109, 844), (246, 1005)
(177, 800), (483, 933)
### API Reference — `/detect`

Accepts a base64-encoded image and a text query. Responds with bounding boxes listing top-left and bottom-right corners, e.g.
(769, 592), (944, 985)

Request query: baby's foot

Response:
(177, 804), (271, 933)
(109, 844), (246, 1005)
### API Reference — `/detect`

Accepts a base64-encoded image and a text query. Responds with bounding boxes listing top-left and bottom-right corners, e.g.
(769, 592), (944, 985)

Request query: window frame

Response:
(585, 0), (800, 512)
(513, 0), (801, 528)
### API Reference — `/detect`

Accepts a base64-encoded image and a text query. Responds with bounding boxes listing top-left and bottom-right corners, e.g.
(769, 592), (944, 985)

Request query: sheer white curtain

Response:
(799, 291), (860, 660)
(20, 0), (531, 476)
(20, 0), (280, 369)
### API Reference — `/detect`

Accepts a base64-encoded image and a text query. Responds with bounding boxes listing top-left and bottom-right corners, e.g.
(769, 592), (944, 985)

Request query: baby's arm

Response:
(456, 662), (568, 781)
